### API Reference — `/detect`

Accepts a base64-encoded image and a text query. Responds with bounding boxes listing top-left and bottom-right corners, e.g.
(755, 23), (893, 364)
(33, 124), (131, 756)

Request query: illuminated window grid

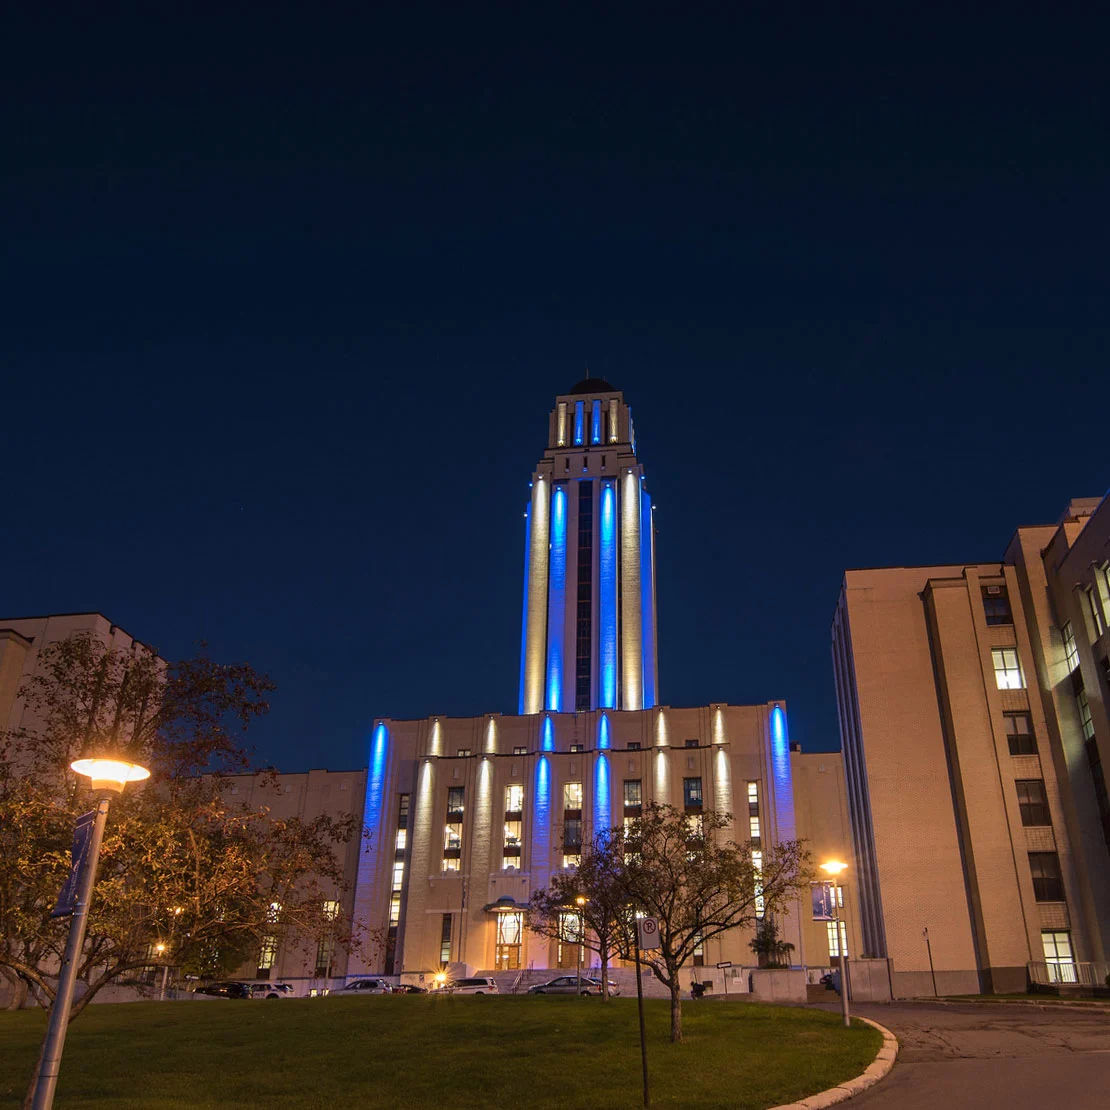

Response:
(826, 921), (848, 958)
(1062, 623), (1080, 673)
(991, 647), (1025, 689)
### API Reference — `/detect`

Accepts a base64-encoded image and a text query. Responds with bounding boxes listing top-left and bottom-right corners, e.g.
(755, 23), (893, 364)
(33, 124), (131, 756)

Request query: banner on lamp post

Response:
(811, 881), (837, 922)
(51, 810), (97, 918)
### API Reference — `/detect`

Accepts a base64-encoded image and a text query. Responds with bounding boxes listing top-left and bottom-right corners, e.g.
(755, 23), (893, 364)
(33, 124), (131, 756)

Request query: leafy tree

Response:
(0, 633), (372, 1030)
(526, 828), (626, 999)
(617, 804), (810, 1042)
(748, 916), (796, 968)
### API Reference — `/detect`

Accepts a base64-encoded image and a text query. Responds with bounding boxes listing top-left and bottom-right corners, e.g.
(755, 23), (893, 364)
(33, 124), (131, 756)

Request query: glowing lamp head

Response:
(154, 943), (166, 955)
(575, 895), (587, 907)
(70, 758), (150, 794)
(433, 972), (447, 989)
(820, 859), (848, 878)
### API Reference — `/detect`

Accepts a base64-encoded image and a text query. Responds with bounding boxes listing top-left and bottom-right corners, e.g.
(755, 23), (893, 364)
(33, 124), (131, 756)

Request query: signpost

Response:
(716, 960), (732, 997)
(633, 916), (658, 1108)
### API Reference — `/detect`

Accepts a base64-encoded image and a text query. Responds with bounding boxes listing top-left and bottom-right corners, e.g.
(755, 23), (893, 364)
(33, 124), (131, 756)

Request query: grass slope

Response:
(0, 996), (881, 1109)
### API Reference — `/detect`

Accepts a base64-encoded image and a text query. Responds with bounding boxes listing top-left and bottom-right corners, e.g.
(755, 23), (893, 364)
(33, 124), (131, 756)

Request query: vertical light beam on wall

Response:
(542, 716), (555, 752)
(573, 401), (585, 445)
(640, 487), (656, 708)
(770, 705), (796, 841)
(367, 723), (388, 834)
(591, 400), (602, 444)
(523, 479), (551, 714)
(598, 713), (610, 750)
(474, 758), (493, 876)
(532, 755), (552, 889)
(518, 505), (532, 714)
(545, 485), (567, 712)
(714, 747), (731, 814)
(594, 753), (611, 834)
(654, 747), (668, 804)
(621, 470), (643, 710)
(599, 483), (617, 708)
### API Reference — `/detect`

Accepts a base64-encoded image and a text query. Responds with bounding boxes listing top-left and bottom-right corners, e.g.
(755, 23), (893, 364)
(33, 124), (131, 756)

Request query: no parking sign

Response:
(637, 916), (660, 949)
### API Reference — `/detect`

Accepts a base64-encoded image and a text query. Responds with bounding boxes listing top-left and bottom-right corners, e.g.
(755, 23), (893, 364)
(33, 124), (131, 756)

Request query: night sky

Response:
(5, 4), (1108, 771)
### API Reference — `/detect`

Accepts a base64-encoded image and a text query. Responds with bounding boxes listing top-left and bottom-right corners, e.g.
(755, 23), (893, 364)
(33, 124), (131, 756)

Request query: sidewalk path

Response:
(820, 1001), (1110, 1109)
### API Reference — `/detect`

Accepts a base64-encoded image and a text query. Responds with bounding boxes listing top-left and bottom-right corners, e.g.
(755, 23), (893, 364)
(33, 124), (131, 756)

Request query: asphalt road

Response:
(834, 1001), (1110, 1109)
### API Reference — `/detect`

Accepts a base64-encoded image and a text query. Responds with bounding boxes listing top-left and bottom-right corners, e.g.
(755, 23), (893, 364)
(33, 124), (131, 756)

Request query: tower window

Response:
(1015, 779), (1051, 826)
(992, 648), (1025, 689)
(981, 584), (1012, 626)
(1028, 852), (1065, 901)
(1062, 622), (1080, 673)
(683, 777), (703, 809)
(1003, 711), (1037, 755)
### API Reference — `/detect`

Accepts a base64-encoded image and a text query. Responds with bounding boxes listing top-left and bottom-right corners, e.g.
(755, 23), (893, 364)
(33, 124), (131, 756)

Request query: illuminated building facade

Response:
(833, 494), (1110, 995)
(520, 379), (658, 715)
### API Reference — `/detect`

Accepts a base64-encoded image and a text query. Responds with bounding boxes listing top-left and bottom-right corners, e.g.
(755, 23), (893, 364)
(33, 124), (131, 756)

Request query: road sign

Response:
(637, 916), (660, 950)
(715, 961), (732, 969)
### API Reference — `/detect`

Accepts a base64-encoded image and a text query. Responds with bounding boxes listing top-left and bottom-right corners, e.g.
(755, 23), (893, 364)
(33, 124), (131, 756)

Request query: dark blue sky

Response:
(5, 4), (1108, 770)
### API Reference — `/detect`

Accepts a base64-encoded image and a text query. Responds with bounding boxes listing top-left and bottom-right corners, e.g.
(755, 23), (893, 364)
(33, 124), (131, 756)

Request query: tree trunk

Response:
(600, 947), (609, 1001)
(669, 980), (683, 1042)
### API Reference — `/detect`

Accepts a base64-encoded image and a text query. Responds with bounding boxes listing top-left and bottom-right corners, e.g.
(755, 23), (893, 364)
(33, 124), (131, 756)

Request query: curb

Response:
(905, 996), (1110, 1015)
(770, 1016), (898, 1110)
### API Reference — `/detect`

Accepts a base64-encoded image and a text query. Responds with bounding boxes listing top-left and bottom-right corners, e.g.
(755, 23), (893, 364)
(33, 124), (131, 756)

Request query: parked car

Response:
(250, 982), (296, 999)
(193, 981), (251, 999)
(528, 975), (620, 996)
(447, 977), (499, 995)
(337, 978), (393, 994)
(391, 984), (429, 994)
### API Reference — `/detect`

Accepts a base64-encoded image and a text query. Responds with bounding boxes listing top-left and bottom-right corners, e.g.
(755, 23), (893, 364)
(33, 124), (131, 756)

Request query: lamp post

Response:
(575, 895), (587, 993)
(32, 757), (149, 1110)
(820, 860), (850, 1029)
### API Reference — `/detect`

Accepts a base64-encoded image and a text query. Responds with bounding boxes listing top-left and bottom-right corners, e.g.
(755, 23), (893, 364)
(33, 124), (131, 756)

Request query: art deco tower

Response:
(518, 378), (658, 715)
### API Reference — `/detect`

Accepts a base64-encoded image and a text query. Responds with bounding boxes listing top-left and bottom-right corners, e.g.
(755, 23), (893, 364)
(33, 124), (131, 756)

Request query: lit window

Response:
(1041, 930), (1076, 983)
(752, 849), (764, 917)
(443, 823), (462, 850)
(395, 828), (407, 852)
(257, 935), (278, 973)
(623, 779), (642, 809)
(683, 777), (703, 808)
(747, 781), (759, 815)
(1004, 711), (1037, 755)
(685, 813), (703, 837)
(391, 862), (405, 890)
(442, 856), (461, 873)
(569, 744), (584, 753)
(440, 914), (452, 964)
(456, 748), (472, 758)
(506, 784), (524, 812)
(826, 921), (848, 958)
(389, 893), (401, 926)
(992, 647), (1025, 689)
(513, 745), (527, 756)
(563, 782), (583, 810)
(562, 853), (581, 869)
(1077, 689), (1095, 741)
(749, 816), (761, 842)
(447, 787), (464, 816)
(1097, 566), (1110, 627)
(1062, 623), (1080, 673)
(692, 933), (704, 967)
(504, 819), (522, 847)
(982, 584), (1013, 626)
(1015, 780), (1051, 826)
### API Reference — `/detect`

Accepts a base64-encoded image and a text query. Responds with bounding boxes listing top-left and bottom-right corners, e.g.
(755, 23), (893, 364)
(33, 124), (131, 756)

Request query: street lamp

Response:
(575, 895), (587, 994)
(820, 860), (850, 1028)
(31, 756), (149, 1110)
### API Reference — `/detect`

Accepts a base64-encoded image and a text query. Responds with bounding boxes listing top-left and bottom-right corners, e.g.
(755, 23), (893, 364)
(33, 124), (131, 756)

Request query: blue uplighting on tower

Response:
(594, 752), (611, 832)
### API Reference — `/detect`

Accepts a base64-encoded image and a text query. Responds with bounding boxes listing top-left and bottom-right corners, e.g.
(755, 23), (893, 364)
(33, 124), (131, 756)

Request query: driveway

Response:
(832, 1001), (1110, 1109)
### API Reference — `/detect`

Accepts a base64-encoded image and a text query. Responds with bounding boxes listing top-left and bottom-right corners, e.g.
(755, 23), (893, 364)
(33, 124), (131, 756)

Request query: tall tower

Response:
(519, 378), (658, 715)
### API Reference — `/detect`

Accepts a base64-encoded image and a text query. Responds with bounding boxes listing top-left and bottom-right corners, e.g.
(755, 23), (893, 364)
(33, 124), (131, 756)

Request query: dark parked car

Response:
(528, 975), (620, 996)
(337, 978), (393, 994)
(391, 984), (429, 994)
(193, 981), (251, 999)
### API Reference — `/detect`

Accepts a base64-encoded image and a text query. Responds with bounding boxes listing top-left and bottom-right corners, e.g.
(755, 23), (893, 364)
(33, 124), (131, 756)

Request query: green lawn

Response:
(0, 996), (882, 1109)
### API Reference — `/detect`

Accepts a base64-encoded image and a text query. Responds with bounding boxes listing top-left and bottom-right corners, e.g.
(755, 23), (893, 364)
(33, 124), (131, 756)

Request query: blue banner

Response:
(811, 881), (836, 921)
(51, 810), (96, 918)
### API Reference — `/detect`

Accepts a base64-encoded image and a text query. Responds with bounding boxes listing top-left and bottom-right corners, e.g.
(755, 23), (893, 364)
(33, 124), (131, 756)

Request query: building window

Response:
(623, 779), (642, 811)
(683, 776), (703, 809)
(562, 852), (581, 869)
(692, 933), (705, 967)
(1062, 622), (1080, 673)
(257, 934), (278, 978)
(447, 787), (464, 817)
(563, 782), (583, 811)
(1077, 689), (1095, 741)
(513, 745), (527, 755)
(456, 748), (472, 758)
(442, 856), (461, 873)
(1028, 852), (1065, 901)
(570, 743), (584, 753)
(506, 784), (524, 812)
(752, 849), (764, 917)
(1004, 711), (1037, 755)
(443, 783), (463, 870)
(389, 893), (401, 927)
(495, 912), (523, 970)
(314, 900), (340, 977)
(982, 584), (1013, 626)
(444, 823), (463, 851)
(1086, 587), (1106, 637)
(749, 816), (761, 844)
(627, 741), (641, 750)
(684, 738), (699, 748)
(502, 813), (522, 869)
(394, 828), (407, 854)
(1015, 779), (1051, 826)
(557, 911), (583, 968)
(992, 647), (1025, 689)
(563, 817), (583, 851)
(440, 913), (452, 965)
(747, 781), (759, 817)
(826, 921), (848, 959)
(1097, 566), (1110, 628)
(1041, 930), (1077, 983)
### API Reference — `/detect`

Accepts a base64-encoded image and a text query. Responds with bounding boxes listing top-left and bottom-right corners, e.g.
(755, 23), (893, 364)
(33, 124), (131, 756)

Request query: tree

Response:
(0, 633), (372, 1034)
(617, 803), (810, 1043)
(748, 916), (796, 968)
(526, 828), (626, 1000)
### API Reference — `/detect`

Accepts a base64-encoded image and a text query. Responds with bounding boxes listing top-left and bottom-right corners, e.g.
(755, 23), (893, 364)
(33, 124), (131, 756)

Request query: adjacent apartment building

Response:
(833, 494), (1110, 996)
